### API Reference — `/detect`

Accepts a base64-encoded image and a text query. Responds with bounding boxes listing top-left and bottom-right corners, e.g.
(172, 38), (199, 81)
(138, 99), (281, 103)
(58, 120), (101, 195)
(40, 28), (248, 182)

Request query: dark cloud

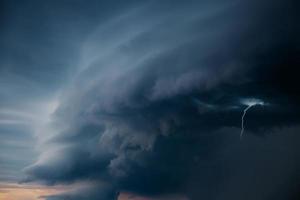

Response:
(0, 0), (297, 199)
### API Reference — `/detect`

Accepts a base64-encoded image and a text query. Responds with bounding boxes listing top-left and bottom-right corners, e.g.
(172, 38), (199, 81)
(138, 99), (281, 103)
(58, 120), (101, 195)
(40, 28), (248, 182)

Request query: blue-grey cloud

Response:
(0, 0), (298, 200)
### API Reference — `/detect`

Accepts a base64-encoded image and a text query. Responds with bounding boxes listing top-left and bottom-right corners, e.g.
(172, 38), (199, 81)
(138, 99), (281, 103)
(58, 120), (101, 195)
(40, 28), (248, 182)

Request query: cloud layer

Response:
(0, 0), (298, 200)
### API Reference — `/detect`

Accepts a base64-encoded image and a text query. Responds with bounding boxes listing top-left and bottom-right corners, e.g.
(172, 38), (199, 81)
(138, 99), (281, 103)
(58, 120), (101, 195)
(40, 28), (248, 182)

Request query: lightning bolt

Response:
(240, 105), (255, 139)
(240, 98), (265, 139)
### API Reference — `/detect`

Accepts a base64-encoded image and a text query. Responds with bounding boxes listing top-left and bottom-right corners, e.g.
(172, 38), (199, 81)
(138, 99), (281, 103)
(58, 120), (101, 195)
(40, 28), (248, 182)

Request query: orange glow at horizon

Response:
(0, 183), (189, 200)
(0, 183), (69, 200)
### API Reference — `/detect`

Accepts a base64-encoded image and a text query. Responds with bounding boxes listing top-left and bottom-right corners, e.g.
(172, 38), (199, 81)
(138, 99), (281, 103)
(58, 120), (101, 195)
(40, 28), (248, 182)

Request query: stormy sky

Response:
(0, 0), (298, 200)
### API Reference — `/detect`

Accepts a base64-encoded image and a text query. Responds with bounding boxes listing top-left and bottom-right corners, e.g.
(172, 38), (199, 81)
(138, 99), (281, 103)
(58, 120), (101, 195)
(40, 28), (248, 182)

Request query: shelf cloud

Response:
(0, 0), (298, 199)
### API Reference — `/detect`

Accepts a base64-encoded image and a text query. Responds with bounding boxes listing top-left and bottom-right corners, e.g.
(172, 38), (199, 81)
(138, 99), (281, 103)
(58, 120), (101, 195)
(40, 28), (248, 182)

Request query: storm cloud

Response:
(0, 0), (298, 200)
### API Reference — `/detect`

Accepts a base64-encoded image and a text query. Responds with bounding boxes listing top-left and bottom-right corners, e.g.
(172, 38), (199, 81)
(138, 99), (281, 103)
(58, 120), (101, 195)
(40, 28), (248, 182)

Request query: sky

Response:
(0, 0), (298, 200)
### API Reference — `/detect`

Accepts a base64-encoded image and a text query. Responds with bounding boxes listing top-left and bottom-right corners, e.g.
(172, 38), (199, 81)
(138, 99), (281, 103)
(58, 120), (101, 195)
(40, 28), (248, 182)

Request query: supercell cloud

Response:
(0, 0), (298, 200)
